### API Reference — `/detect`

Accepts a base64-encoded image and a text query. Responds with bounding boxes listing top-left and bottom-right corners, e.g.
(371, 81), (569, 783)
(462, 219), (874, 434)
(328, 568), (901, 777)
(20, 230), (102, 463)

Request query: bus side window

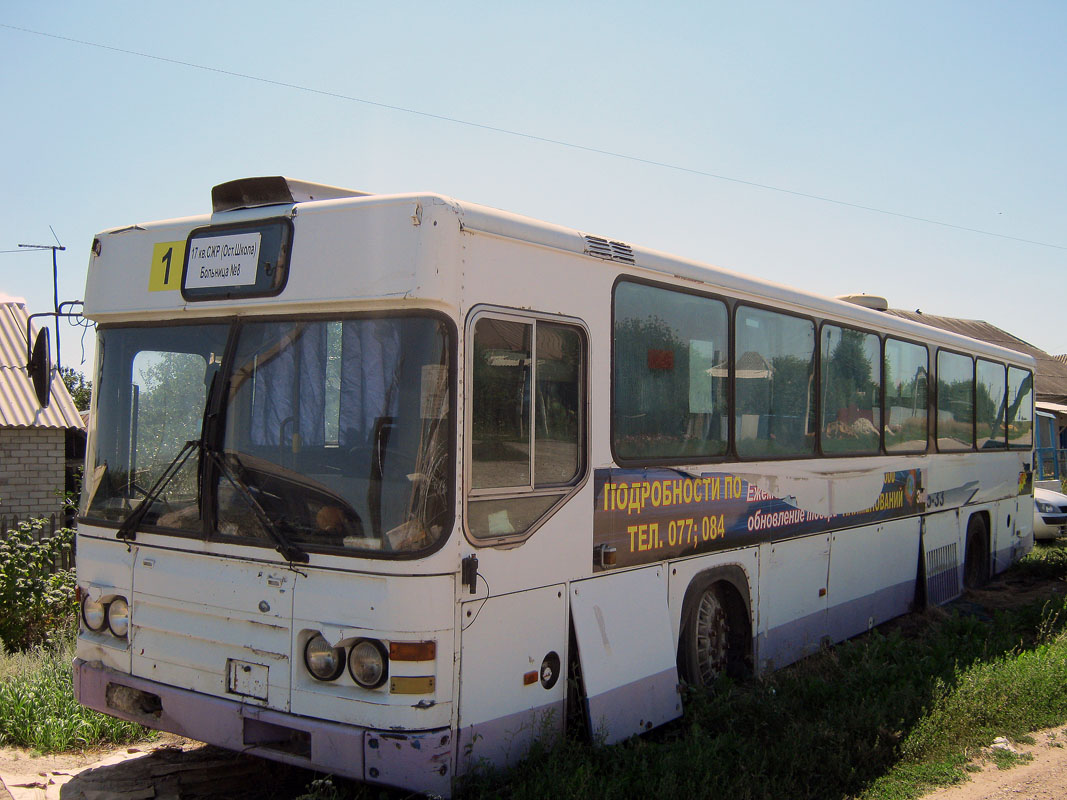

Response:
(976, 359), (1007, 449)
(467, 313), (585, 541)
(735, 306), (816, 458)
(936, 350), (975, 451)
(1006, 366), (1033, 449)
(820, 325), (880, 455)
(612, 281), (728, 462)
(884, 338), (928, 453)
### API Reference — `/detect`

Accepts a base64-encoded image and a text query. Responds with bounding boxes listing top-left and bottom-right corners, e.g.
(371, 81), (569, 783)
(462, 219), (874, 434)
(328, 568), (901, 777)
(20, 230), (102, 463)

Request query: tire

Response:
(679, 580), (750, 688)
(963, 514), (990, 589)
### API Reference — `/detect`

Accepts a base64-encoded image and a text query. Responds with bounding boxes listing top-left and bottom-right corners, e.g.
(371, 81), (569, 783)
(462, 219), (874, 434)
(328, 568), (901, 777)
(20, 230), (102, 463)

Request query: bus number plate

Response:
(227, 659), (268, 700)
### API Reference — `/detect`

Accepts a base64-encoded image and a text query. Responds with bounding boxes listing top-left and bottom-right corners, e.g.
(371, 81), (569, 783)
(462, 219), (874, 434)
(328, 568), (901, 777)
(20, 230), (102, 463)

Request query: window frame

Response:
(463, 305), (589, 547)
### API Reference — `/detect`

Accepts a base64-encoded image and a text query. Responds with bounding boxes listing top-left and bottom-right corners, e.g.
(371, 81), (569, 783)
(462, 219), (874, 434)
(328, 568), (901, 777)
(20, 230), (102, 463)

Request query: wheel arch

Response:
(678, 564), (753, 625)
(676, 563), (755, 681)
(963, 509), (992, 588)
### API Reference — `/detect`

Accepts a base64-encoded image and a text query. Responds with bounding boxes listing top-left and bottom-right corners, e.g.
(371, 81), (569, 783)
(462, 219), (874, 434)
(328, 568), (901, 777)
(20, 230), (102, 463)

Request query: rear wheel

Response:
(963, 515), (990, 589)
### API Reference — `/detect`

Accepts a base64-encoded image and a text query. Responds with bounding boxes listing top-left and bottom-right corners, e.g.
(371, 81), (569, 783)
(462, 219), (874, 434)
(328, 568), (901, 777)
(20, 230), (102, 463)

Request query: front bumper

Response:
(1034, 513), (1067, 540)
(73, 659), (453, 797)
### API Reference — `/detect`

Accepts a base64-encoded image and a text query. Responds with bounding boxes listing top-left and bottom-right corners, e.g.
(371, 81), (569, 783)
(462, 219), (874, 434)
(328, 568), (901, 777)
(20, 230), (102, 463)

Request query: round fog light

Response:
(107, 597), (130, 638)
(82, 597), (107, 632)
(348, 639), (388, 688)
(303, 634), (345, 681)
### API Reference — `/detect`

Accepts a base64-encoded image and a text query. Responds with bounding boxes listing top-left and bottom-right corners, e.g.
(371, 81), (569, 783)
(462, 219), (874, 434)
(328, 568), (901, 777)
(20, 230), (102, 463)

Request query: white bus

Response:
(73, 177), (1035, 796)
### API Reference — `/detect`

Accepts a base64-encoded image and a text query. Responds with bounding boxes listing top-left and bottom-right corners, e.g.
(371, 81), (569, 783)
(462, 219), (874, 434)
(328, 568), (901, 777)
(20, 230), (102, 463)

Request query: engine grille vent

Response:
(584, 235), (635, 265)
(925, 542), (960, 606)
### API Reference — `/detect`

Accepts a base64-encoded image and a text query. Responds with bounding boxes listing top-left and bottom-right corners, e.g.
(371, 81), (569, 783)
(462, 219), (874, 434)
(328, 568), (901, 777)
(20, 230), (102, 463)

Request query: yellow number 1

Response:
(149, 241), (186, 291)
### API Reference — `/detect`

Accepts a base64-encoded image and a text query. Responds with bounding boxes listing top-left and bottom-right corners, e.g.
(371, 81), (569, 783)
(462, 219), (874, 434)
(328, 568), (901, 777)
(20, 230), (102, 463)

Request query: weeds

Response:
(0, 634), (149, 752)
(991, 749), (1033, 770)
(1013, 537), (1067, 580)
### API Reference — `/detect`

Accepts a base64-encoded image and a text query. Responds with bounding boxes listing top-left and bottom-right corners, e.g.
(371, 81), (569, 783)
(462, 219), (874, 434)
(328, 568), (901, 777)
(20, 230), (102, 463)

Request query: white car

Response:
(1034, 487), (1067, 541)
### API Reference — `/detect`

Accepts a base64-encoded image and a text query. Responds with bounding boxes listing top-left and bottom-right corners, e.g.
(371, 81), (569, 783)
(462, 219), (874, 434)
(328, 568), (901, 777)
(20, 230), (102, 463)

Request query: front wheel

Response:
(679, 581), (750, 688)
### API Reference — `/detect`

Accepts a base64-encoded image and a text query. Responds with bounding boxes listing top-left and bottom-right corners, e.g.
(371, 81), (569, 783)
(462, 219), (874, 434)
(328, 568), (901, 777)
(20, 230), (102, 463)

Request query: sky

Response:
(2, 2), (1065, 376)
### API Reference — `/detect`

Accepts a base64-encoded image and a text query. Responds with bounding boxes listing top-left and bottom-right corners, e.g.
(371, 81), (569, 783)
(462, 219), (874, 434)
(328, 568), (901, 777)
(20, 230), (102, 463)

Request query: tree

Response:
(60, 366), (92, 411)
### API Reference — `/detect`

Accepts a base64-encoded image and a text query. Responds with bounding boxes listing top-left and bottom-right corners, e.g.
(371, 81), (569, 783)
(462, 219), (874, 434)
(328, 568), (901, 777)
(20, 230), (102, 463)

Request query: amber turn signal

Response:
(390, 641), (436, 661)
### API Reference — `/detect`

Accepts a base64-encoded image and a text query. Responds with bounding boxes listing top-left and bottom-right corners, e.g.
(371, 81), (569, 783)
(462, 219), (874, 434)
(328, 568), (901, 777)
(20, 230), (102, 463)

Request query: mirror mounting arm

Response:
(25, 305), (86, 409)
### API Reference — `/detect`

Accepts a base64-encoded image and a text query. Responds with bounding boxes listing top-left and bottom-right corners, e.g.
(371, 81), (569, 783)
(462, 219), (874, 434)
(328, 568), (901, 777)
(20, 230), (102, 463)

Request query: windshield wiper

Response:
(116, 440), (309, 565)
(116, 439), (200, 542)
(202, 448), (310, 564)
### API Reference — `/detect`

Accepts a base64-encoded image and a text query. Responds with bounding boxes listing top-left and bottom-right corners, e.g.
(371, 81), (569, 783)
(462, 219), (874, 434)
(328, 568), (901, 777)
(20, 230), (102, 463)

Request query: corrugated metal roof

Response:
(885, 309), (1067, 405)
(0, 302), (85, 429)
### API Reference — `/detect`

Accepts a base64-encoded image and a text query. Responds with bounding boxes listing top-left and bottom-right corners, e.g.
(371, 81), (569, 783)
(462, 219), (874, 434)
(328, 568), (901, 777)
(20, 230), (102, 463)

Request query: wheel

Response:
(963, 515), (990, 589)
(679, 580), (750, 688)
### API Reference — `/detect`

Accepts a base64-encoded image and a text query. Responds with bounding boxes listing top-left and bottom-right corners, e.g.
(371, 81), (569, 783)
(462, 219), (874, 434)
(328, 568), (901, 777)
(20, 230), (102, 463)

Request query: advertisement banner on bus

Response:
(592, 468), (923, 570)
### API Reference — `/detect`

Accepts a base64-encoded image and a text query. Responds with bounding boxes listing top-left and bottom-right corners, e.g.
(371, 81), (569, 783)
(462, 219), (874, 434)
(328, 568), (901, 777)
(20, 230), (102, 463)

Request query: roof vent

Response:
(584, 235), (635, 265)
(211, 176), (369, 213)
(835, 293), (889, 311)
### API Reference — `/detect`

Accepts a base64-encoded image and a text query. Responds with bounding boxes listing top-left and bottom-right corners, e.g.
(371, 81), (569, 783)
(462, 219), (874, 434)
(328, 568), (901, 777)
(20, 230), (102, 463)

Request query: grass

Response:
(0, 629), (151, 752)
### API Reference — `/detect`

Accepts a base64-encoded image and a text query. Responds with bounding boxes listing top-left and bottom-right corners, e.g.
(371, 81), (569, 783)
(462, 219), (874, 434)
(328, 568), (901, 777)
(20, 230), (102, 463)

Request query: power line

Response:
(3, 21), (1065, 252)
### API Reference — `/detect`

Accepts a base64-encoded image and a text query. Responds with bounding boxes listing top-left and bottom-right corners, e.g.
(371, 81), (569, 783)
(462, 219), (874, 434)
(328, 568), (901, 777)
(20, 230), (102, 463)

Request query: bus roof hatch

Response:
(211, 176), (370, 213)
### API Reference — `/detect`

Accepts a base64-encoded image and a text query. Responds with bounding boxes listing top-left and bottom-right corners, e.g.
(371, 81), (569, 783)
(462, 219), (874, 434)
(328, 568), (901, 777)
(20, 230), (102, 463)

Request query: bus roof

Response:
(86, 176), (1036, 369)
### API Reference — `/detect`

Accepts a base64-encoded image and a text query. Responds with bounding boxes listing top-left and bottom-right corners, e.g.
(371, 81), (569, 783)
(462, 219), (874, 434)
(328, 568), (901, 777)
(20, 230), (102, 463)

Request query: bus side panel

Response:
(825, 519), (921, 643)
(456, 585), (567, 777)
(757, 534), (831, 672)
(994, 496), (1033, 574)
(570, 566), (681, 744)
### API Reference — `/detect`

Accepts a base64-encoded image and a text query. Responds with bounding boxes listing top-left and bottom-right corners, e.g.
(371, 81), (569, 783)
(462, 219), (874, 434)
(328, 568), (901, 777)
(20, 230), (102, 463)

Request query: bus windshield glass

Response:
(85, 315), (453, 556)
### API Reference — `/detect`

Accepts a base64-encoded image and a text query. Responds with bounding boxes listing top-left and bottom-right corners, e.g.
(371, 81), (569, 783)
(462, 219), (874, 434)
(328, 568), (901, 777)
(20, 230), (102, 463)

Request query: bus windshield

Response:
(85, 315), (453, 556)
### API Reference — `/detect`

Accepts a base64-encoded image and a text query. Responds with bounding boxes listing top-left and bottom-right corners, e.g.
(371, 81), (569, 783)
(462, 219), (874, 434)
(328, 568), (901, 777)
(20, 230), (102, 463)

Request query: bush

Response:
(0, 520), (77, 652)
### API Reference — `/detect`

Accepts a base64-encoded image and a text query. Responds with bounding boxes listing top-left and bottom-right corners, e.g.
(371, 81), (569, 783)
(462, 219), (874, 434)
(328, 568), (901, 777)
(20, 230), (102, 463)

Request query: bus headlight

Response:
(82, 597), (107, 632)
(348, 639), (388, 688)
(107, 597), (130, 638)
(304, 634), (345, 681)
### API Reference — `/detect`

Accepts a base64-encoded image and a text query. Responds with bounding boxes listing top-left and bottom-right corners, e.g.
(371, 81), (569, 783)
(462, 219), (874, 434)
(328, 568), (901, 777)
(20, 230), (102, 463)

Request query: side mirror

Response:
(27, 328), (51, 408)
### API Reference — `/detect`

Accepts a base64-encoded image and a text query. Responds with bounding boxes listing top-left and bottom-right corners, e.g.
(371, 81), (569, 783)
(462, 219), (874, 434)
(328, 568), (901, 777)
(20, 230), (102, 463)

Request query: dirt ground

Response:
(1, 565), (1065, 800)
(923, 724), (1067, 800)
(0, 734), (322, 800)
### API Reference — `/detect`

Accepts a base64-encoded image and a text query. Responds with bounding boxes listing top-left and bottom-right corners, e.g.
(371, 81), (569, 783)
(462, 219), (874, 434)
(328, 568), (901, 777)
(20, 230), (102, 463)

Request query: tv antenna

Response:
(17, 228), (84, 406)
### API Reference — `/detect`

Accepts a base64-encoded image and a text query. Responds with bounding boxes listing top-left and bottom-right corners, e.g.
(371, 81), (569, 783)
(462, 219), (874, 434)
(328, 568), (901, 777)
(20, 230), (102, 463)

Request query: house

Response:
(0, 300), (85, 521)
